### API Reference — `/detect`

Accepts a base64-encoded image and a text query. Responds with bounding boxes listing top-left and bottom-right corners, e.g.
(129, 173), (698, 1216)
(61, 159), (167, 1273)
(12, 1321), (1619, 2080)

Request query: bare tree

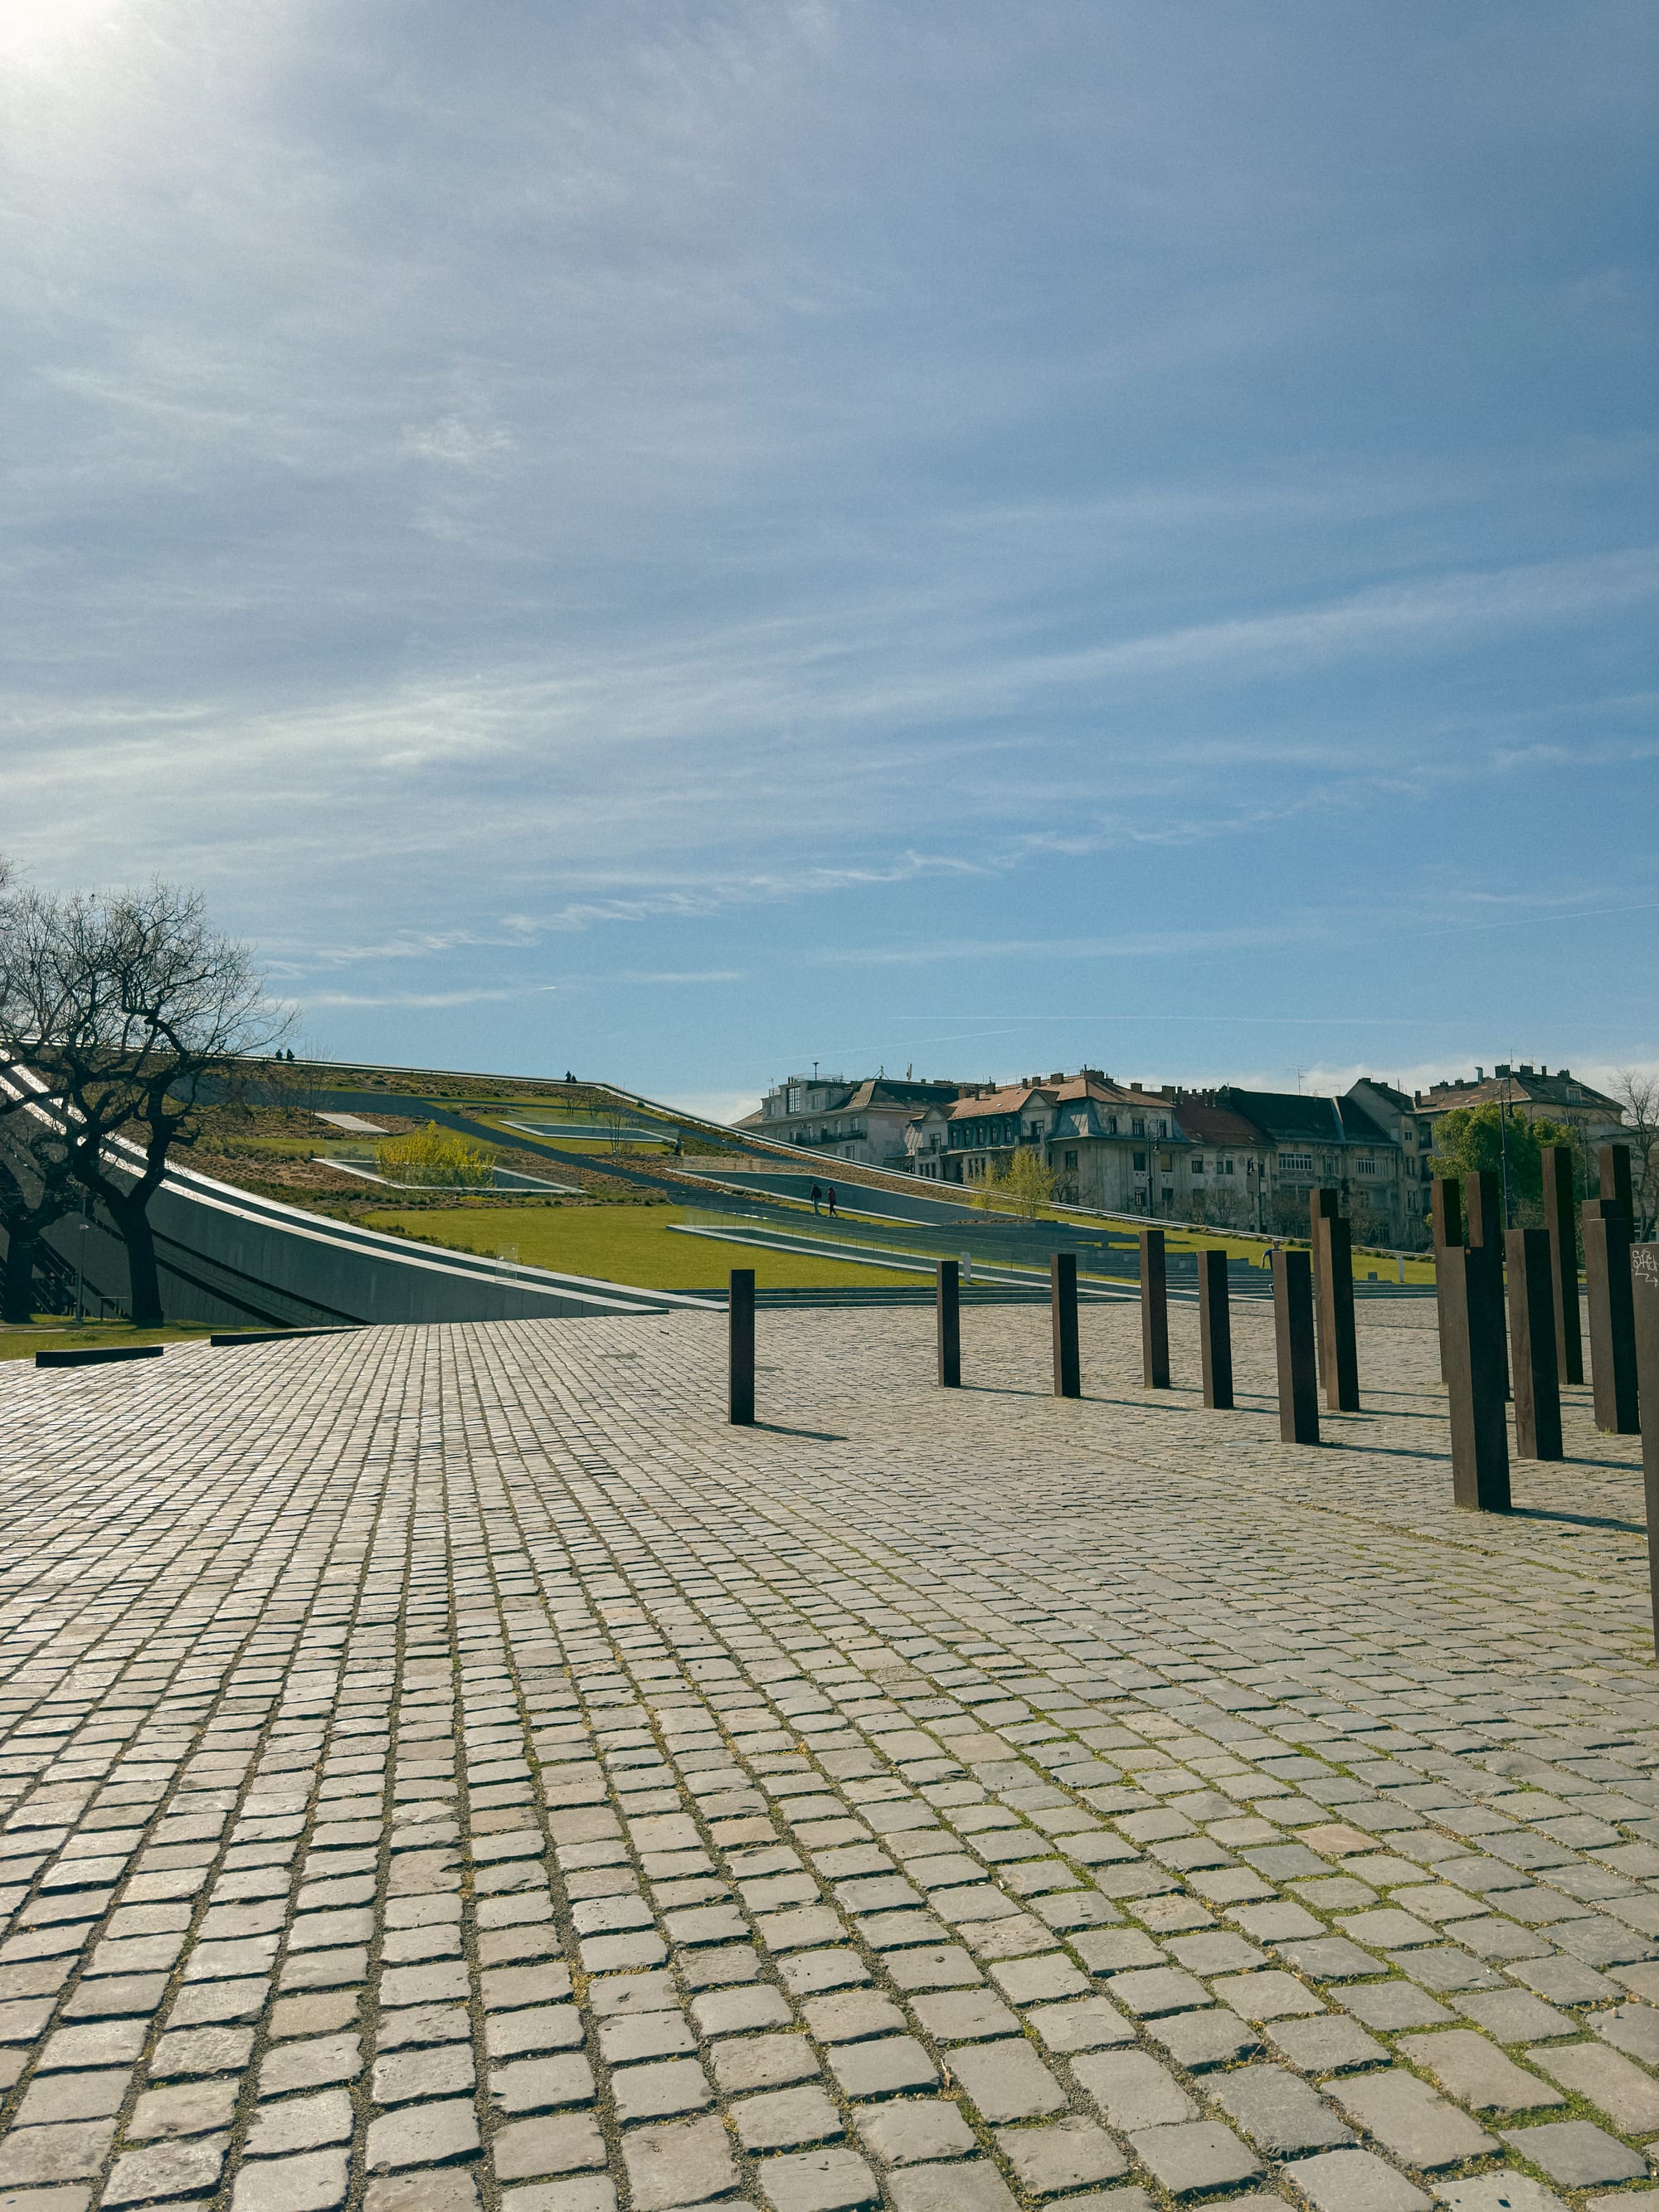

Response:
(0, 872), (85, 1322)
(0, 878), (289, 1326)
(1609, 1067), (1658, 1238)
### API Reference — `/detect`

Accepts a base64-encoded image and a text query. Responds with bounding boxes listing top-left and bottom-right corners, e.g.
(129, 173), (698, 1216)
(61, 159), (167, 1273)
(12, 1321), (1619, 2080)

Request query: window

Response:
(1106, 1115), (1117, 1135)
(1282, 1153), (1314, 1173)
(1131, 1117), (1144, 1137)
(1133, 1150), (1146, 1172)
(1064, 1149), (1078, 1169)
(1357, 1157), (1378, 1175)
(1222, 1157), (1234, 1175)
(1191, 1156), (1205, 1174)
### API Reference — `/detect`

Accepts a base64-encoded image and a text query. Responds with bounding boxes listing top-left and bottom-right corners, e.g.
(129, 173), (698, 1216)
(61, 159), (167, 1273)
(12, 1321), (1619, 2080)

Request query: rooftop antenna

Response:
(812, 1061), (819, 1080)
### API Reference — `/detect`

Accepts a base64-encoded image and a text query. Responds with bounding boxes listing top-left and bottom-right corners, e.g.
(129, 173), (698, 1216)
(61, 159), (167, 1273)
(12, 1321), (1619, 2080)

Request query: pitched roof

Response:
(1416, 1068), (1622, 1120)
(1214, 1088), (1387, 1148)
(945, 1084), (1057, 1121)
(1175, 1097), (1268, 1145)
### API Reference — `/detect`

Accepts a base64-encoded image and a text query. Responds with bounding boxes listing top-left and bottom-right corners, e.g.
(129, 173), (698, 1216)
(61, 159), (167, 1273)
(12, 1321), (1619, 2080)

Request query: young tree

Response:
(1002, 1147), (1056, 1219)
(1, 879), (289, 1326)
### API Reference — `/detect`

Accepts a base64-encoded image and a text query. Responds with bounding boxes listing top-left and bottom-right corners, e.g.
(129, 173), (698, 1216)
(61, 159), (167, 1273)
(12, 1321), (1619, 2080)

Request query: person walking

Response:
(810, 1183), (822, 1214)
(826, 1184), (838, 1217)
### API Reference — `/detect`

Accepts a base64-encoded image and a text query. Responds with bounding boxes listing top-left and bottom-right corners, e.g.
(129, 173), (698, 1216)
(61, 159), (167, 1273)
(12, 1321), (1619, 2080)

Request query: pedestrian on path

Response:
(826, 1184), (838, 1217)
(810, 1183), (822, 1214)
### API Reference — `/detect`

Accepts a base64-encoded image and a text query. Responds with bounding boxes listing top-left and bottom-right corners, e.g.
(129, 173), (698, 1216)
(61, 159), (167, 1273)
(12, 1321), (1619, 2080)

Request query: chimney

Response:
(1130, 1080), (1143, 1091)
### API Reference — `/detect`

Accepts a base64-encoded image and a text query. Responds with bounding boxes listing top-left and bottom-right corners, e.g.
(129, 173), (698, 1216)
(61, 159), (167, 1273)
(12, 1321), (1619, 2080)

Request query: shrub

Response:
(375, 1121), (498, 1188)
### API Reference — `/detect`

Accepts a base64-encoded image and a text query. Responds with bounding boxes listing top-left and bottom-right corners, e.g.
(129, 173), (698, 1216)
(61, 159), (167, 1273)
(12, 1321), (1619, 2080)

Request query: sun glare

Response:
(0, 0), (124, 63)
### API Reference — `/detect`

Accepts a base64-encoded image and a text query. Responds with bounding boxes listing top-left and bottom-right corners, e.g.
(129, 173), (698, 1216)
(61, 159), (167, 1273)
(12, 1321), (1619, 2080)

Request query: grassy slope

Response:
(0, 1322), (212, 1364)
(364, 1204), (922, 1291)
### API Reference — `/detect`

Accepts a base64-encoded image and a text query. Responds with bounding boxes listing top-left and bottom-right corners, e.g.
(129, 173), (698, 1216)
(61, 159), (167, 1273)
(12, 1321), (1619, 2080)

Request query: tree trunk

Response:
(109, 1195), (163, 1327)
(1, 1224), (37, 1325)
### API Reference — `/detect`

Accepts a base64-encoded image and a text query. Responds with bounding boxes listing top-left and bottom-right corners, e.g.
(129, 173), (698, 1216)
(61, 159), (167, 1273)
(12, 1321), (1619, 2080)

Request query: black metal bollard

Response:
(1584, 1199), (1639, 1435)
(1051, 1252), (1080, 1399)
(1140, 1228), (1169, 1388)
(1196, 1247), (1233, 1409)
(937, 1260), (961, 1389)
(1602, 1143), (1637, 1237)
(1464, 1169), (1511, 1400)
(1311, 1189), (1360, 1412)
(1631, 1242), (1659, 1649)
(728, 1268), (756, 1425)
(1543, 1143), (1584, 1386)
(1272, 1248), (1319, 1445)
(1506, 1227), (1563, 1461)
(1439, 1244), (1511, 1510)
(1432, 1175), (1462, 1384)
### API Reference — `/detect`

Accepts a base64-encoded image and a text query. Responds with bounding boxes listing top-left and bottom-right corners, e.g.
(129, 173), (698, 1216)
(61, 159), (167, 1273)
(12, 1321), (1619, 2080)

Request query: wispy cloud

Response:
(0, 0), (1651, 1091)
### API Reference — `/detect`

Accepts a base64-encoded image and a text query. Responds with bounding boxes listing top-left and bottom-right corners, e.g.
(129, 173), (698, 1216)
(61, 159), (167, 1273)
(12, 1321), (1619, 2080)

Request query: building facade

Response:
(743, 1074), (968, 1168)
(1415, 1064), (1625, 1147)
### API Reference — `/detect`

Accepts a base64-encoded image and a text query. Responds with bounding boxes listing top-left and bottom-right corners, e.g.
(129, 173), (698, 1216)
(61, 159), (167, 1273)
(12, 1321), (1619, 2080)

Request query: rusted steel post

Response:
(1051, 1252), (1080, 1398)
(1432, 1175), (1462, 1386)
(1311, 1188), (1359, 1412)
(1439, 1244), (1511, 1510)
(1543, 1144), (1583, 1385)
(728, 1268), (756, 1425)
(1272, 1247), (1319, 1445)
(1464, 1169), (1511, 1400)
(937, 1260), (961, 1388)
(1140, 1228), (1169, 1388)
(1631, 1242), (1659, 1648)
(1584, 1200), (1639, 1435)
(1506, 1227), (1562, 1461)
(1197, 1247), (1233, 1410)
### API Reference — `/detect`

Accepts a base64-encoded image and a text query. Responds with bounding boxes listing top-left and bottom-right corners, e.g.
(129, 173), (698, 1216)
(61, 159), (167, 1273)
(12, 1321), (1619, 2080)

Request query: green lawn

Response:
(1, 1320), (213, 1364)
(364, 1203), (922, 1291)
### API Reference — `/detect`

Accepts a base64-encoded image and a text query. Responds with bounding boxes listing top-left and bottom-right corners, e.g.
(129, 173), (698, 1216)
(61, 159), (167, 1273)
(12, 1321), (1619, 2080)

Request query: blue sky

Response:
(3, 1), (1654, 1120)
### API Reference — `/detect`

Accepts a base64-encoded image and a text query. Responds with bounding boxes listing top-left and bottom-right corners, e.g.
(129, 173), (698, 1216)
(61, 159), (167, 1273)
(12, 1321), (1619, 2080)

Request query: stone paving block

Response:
(0, 2120), (117, 2185)
(1287, 2149), (1433, 2212)
(1027, 1996), (1136, 2052)
(756, 2144), (880, 2210)
(102, 2131), (229, 2205)
(491, 2112), (606, 2182)
(366, 2097), (479, 2171)
(1071, 2049), (1197, 2130)
(367, 2178), (481, 2212)
(1394, 2030), (1563, 2114)
(1452, 1991), (1577, 2044)
(1500, 2118), (1648, 2185)
(1332, 2070), (1497, 2166)
(995, 2114), (1127, 2191)
(1593, 2001), (1659, 2064)
(1432, 2178), (1567, 2212)
(620, 2113), (736, 2209)
(1339, 1984), (1454, 2031)
(1267, 2016), (1387, 2074)
(1208, 2064), (1355, 2153)
(229, 2146), (350, 2211)
(1129, 2119), (1262, 2195)
(885, 2161), (1019, 2211)
(489, 2054), (596, 2112)
(1152, 2009), (1264, 2070)
(950, 2036), (1067, 2120)
(1217, 1971), (1326, 2020)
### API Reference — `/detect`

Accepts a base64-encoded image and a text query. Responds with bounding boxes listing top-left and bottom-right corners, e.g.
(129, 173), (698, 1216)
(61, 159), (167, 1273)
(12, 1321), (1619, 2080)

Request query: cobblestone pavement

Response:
(0, 1295), (1656, 2212)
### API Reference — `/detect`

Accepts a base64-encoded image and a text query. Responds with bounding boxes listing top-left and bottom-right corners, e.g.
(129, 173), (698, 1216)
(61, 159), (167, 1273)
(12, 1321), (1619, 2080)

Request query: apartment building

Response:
(744, 1073), (968, 1168)
(1415, 1063), (1625, 1146)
